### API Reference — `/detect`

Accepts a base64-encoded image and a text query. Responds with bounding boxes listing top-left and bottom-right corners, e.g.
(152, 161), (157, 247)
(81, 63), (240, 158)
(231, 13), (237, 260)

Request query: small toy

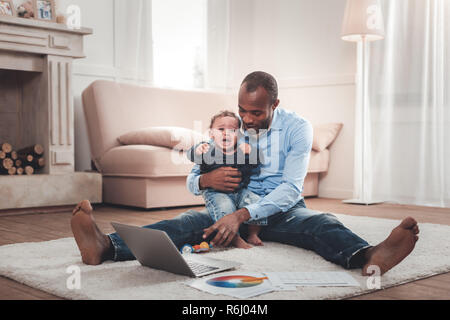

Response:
(181, 242), (213, 254)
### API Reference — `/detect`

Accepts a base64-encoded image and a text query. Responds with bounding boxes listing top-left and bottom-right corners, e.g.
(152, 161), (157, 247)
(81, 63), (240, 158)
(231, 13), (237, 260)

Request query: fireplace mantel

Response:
(0, 17), (101, 210)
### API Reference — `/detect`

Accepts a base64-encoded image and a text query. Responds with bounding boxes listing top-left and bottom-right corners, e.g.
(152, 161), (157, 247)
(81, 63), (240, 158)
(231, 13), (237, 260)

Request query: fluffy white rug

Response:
(0, 213), (449, 300)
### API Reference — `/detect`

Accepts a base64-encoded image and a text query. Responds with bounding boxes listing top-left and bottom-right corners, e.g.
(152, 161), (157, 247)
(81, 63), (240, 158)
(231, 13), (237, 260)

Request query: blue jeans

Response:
(202, 188), (268, 226)
(108, 199), (372, 269)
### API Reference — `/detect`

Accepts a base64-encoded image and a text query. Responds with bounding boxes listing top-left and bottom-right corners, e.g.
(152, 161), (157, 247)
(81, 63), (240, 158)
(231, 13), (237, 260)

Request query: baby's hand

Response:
(239, 143), (252, 155)
(195, 143), (210, 155)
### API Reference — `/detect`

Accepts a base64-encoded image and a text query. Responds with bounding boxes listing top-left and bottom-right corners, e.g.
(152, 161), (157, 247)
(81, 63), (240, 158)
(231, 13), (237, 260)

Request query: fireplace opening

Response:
(0, 69), (48, 175)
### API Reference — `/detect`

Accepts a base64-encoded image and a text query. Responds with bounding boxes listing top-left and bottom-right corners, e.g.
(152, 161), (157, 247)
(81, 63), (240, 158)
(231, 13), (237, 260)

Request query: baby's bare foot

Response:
(232, 235), (253, 249)
(247, 234), (264, 246)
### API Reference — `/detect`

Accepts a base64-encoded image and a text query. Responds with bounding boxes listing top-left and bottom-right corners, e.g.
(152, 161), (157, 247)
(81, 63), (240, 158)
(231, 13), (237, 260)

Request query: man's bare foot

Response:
(232, 235), (253, 249)
(72, 199), (93, 216)
(247, 233), (264, 246)
(71, 200), (112, 265)
(362, 217), (419, 276)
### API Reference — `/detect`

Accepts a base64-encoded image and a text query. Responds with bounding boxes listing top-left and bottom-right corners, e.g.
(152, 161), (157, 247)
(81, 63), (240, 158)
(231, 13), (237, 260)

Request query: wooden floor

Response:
(0, 198), (449, 300)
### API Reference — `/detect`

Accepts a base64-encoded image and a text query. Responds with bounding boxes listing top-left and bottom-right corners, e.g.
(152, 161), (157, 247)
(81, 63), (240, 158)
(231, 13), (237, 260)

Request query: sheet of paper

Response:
(265, 272), (360, 287)
(187, 272), (276, 299)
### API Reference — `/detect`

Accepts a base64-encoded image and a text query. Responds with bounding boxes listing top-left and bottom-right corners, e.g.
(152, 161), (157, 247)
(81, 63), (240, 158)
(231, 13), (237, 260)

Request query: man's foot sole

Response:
(362, 217), (419, 276)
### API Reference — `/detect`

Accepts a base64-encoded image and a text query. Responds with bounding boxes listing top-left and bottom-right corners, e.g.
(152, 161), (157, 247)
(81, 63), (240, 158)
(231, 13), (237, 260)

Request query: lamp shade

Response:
(341, 0), (385, 42)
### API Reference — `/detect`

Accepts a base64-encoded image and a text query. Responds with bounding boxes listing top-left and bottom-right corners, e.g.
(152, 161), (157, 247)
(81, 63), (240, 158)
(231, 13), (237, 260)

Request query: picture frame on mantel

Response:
(33, 0), (56, 22)
(0, 0), (15, 16)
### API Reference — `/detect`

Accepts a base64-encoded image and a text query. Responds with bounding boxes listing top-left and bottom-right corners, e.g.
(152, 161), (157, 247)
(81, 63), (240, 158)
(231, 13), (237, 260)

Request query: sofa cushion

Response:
(312, 123), (343, 152)
(100, 145), (194, 178)
(99, 145), (330, 178)
(118, 127), (208, 151)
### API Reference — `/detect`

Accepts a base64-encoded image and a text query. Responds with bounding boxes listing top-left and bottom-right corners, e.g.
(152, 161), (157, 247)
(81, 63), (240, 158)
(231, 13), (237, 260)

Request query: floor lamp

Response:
(341, 0), (385, 205)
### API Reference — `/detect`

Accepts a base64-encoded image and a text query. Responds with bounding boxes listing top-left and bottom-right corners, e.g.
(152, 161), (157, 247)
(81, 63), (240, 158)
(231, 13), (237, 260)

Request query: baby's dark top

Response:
(187, 139), (262, 190)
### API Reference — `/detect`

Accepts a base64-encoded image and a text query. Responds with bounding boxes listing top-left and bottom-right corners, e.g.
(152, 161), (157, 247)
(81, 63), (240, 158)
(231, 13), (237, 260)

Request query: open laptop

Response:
(111, 222), (242, 277)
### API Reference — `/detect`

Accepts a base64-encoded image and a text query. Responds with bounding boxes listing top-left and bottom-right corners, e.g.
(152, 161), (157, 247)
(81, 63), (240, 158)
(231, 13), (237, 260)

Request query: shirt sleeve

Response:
(186, 164), (202, 196)
(244, 120), (313, 221)
(186, 145), (197, 163)
(187, 142), (212, 165)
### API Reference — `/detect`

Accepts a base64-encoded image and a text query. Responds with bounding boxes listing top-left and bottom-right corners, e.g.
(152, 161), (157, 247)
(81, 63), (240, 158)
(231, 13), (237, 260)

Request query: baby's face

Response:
(210, 116), (240, 152)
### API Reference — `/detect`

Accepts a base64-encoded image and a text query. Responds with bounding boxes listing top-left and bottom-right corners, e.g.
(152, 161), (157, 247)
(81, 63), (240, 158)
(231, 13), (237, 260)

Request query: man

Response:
(71, 71), (419, 275)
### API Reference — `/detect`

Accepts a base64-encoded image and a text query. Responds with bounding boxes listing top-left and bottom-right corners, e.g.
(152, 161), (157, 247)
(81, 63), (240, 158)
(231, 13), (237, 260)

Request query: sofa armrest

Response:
(308, 150), (330, 173)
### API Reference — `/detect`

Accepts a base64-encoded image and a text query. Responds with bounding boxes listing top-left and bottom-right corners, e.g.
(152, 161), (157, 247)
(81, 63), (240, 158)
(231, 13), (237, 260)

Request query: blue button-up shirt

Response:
(186, 107), (313, 222)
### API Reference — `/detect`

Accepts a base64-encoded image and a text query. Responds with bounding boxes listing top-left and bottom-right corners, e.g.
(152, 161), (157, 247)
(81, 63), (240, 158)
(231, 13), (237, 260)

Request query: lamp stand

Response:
(344, 36), (383, 206)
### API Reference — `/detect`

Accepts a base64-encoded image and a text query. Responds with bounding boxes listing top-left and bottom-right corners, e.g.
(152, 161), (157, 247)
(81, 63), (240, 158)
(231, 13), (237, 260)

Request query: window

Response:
(152, 0), (207, 89)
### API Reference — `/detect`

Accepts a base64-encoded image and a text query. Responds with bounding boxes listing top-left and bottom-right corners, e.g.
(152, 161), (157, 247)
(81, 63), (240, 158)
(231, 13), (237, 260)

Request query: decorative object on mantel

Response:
(33, 0), (56, 22)
(53, 0), (66, 24)
(17, 1), (34, 18)
(0, 0), (15, 16)
(56, 12), (65, 24)
(0, 143), (45, 176)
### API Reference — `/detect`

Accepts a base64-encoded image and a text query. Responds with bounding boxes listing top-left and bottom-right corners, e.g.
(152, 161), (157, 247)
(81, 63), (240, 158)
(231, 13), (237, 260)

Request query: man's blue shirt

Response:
(186, 108), (313, 222)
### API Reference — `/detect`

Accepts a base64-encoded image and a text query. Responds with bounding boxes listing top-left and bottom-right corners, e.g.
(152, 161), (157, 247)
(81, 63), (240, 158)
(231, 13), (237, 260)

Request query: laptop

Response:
(111, 222), (242, 277)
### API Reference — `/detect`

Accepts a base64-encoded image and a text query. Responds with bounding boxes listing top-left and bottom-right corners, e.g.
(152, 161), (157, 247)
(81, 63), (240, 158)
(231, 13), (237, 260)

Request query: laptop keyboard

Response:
(186, 259), (220, 275)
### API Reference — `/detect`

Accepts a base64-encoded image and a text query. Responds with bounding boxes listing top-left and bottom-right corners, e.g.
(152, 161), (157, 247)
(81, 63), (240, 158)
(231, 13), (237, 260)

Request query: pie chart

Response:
(206, 275), (267, 288)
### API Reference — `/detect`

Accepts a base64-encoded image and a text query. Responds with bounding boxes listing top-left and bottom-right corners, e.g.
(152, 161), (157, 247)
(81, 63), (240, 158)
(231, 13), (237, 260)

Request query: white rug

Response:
(0, 213), (449, 300)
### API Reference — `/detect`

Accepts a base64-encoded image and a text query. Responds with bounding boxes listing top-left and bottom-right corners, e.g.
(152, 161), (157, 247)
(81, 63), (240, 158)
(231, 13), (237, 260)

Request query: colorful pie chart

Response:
(206, 275), (267, 288)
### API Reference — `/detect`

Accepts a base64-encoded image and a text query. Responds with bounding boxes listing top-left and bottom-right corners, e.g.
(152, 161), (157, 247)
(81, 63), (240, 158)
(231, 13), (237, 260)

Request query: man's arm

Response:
(244, 120), (313, 221)
(187, 165), (243, 195)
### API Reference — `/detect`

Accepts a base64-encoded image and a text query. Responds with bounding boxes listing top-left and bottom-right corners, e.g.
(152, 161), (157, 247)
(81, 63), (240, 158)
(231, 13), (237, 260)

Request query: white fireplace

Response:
(0, 16), (101, 210)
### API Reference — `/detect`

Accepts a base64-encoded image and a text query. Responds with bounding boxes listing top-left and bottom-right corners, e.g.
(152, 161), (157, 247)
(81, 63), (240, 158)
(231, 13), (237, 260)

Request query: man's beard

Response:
(244, 115), (273, 134)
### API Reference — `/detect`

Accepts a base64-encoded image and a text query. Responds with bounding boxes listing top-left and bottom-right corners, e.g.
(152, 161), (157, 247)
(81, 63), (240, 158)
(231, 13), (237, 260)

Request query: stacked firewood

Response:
(0, 143), (45, 175)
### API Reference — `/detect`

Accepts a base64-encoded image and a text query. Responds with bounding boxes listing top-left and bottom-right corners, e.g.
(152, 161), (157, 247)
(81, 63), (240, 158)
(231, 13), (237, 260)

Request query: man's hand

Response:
(203, 209), (251, 247)
(199, 167), (242, 192)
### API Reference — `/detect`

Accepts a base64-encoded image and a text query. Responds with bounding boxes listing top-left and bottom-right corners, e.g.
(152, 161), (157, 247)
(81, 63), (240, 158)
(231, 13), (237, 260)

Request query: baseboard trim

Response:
(318, 187), (354, 200)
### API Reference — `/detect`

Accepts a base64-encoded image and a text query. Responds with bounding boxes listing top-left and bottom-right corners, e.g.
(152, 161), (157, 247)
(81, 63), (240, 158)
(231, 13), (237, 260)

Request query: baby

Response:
(187, 111), (266, 248)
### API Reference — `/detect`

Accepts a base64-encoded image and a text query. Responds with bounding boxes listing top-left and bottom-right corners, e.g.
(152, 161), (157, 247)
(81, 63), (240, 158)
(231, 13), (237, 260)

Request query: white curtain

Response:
(206, 0), (231, 91)
(113, 0), (231, 90)
(115, 0), (153, 84)
(368, 0), (450, 207)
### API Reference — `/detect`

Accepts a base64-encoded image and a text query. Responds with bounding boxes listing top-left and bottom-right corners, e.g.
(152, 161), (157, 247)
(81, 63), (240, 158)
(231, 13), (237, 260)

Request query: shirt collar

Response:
(269, 108), (283, 131)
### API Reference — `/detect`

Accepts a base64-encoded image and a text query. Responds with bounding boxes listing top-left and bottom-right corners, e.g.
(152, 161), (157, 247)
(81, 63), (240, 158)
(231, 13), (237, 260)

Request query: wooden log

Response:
(10, 151), (18, 160)
(2, 158), (14, 170)
(24, 166), (34, 175)
(18, 154), (34, 164)
(17, 144), (44, 157)
(30, 157), (45, 169)
(0, 142), (12, 154)
(15, 159), (22, 167)
(16, 167), (24, 175)
(0, 165), (16, 175)
(1, 151), (18, 161)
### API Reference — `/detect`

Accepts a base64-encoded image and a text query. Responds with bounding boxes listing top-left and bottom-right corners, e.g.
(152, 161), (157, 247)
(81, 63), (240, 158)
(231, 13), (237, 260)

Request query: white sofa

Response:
(82, 80), (334, 209)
